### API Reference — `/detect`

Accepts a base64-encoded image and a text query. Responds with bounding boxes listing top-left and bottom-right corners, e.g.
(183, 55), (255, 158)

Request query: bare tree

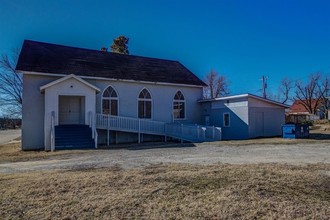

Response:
(203, 69), (229, 98)
(0, 49), (22, 118)
(278, 78), (293, 104)
(294, 72), (326, 115)
(319, 76), (329, 118)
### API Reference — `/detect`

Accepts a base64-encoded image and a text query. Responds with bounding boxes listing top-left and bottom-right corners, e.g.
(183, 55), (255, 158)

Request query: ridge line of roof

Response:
(23, 39), (181, 63)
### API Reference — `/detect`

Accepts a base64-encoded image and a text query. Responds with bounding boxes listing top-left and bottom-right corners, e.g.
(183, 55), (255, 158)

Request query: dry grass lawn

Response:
(0, 142), (87, 163)
(218, 136), (330, 146)
(1, 128), (329, 219)
(1, 163), (329, 219)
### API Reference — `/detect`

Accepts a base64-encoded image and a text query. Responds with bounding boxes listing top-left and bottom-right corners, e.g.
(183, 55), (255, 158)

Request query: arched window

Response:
(173, 91), (185, 119)
(138, 88), (152, 119)
(102, 86), (118, 116)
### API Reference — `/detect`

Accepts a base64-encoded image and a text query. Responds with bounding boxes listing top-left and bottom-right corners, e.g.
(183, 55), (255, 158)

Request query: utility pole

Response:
(261, 75), (268, 99)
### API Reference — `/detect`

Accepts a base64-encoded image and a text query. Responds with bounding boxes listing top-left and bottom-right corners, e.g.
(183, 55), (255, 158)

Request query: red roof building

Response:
(289, 99), (320, 115)
(287, 99), (326, 123)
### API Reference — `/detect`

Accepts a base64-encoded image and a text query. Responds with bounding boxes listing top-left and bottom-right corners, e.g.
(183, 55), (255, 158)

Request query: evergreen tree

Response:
(110, 35), (129, 55)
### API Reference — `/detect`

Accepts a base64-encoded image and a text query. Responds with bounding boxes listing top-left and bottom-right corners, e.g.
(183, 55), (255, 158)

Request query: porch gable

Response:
(40, 74), (100, 93)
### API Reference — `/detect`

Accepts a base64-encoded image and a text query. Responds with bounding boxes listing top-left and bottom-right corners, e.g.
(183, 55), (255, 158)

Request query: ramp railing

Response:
(95, 113), (222, 143)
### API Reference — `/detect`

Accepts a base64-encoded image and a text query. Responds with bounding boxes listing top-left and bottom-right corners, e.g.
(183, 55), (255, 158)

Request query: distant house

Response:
(199, 94), (289, 140)
(16, 40), (289, 151)
(287, 99), (325, 123)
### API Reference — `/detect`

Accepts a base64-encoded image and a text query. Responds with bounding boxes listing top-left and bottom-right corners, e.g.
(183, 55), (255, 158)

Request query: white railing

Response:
(96, 113), (222, 143)
(204, 126), (222, 141)
(165, 123), (221, 142)
(89, 111), (98, 148)
(140, 119), (165, 134)
(96, 114), (165, 135)
(165, 123), (199, 142)
(50, 111), (55, 152)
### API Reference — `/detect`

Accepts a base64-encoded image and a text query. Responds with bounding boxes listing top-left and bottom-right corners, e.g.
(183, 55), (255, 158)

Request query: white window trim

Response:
(173, 90), (186, 120)
(137, 87), (153, 120)
(223, 112), (230, 127)
(101, 85), (119, 116)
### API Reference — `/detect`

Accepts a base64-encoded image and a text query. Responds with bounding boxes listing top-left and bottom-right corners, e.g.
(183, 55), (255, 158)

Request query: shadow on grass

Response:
(127, 143), (196, 150)
(97, 141), (197, 151)
(55, 146), (96, 151)
(308, 133), (330, 140)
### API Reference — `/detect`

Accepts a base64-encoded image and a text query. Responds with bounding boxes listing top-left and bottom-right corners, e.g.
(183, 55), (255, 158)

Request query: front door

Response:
(59, 96), (85, 125)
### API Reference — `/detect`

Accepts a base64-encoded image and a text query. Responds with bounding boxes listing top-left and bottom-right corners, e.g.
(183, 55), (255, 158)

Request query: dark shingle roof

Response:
(16, 40), (206, 86)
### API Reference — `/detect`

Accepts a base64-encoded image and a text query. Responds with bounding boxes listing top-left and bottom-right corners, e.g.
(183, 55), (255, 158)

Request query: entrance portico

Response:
(40, 74), (100, 150)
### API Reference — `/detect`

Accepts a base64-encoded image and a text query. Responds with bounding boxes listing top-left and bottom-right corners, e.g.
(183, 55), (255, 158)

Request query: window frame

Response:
(173, 90), (186, 120)
(137, 88), (152, 119)
(223, 112), (230, 127)
(101, 85), (119, 116)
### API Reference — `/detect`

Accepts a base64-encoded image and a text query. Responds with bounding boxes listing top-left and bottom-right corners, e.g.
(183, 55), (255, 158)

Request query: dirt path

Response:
(0, 142), (329, 173)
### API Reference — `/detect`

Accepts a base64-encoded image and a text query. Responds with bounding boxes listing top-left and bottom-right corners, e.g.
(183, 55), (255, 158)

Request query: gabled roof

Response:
(198, 93), (290, 108)
(16, 40), (206, 87)
(40, 74), (100, 93)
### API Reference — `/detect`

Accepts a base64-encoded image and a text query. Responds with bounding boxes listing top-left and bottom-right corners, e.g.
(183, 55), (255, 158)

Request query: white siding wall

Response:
(22, 74), (203, 149)
(248, 97), (285, 138)
(208, 97), (250, 140)
(211, 97), (249, 125)
(86, 79), (203, 124)
(248, 98), (285, 108)
(22, 75), (57, 150)
(205, 96), (286, 140)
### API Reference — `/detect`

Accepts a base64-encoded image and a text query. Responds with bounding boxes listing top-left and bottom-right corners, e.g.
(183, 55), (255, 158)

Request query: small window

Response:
(102, 86), (118, 116)
(138, 88), (152, 119)
(173, 91), (185, 119)
(223, 113), (230, 127)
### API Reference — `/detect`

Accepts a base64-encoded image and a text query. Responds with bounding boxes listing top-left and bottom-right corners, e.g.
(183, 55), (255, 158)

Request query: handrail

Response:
(50, 111), (55, 151)
(93, 128), (98, 149)
(89, 111), (94, 138)
(89, 111), (98, 148)
(89, 111), (92, 127)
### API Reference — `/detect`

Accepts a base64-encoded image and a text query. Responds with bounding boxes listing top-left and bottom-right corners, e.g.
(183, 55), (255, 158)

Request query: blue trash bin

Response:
(282, 124), (309, 139)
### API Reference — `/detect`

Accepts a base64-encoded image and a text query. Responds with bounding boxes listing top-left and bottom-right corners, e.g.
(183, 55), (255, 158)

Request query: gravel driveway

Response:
(0, 142), (329, 173)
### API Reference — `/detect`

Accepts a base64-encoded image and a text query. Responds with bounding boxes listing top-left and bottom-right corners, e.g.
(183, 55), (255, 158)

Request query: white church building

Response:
(16, 40), (287, 151)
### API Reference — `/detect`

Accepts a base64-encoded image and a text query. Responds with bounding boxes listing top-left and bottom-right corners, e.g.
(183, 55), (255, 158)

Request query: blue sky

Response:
(1, 0), (329, 95)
